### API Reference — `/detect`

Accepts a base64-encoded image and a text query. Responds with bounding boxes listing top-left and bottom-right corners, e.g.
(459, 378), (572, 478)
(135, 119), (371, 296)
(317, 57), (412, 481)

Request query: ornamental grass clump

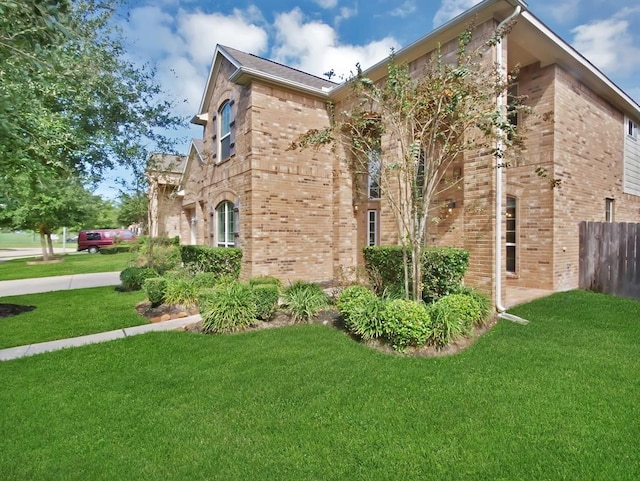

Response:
(337, 285), (386, 340)
(163, 277), (199, 307)
(199, 281), (257, 333)
(283, 281), (329, 322)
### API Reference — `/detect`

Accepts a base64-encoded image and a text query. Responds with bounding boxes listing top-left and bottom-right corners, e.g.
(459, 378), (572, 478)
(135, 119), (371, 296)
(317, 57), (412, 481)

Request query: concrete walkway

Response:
(0, 315), (201, 361)
(0, 270), (201, 361)
(0, 271), (123, 296)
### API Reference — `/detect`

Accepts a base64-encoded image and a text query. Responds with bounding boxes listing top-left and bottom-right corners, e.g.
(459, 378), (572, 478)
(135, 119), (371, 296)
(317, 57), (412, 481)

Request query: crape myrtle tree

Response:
(290, 23), (527, 301)
(0, 0), (185, 259)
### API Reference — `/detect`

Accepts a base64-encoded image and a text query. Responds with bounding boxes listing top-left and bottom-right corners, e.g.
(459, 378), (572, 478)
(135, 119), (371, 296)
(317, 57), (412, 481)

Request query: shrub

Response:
(119, 266), (158, 291)
(455, 287), (492, 326)
(283, 281), (329, 322)
(337, 286), (386, 340)
(191, 272), (219, 290)
(428, 292), (488, 347)
(199, 281), (257, 333)
(180, 245), (242, 278)
(143, 277), (167, 306)
(363, 246), (469, 302)
(163, 277), (199, 307)
(252, 284), (281, 321)
(381, 299), (431, 350)
(249, 276), (282, 288)
(100, 244), (133, 255)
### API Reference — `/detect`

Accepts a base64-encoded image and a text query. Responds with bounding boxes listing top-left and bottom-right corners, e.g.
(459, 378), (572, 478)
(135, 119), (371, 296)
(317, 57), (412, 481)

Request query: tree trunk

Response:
(38, 224), (50, 261)
(46, 233), (54, 257)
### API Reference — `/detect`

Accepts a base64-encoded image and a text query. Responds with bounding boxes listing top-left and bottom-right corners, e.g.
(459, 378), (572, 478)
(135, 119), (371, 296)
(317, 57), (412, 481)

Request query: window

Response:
(216, 201), (235, 247)
(506, 196), (516, 273)
(219, 101), (232, 160)
(507, 84), (519, 128)
(367, 149), (381, 199)
(367, 210), (378, 246)
(605, 198), (615, 222)
(86, 233), (101, 241)
(628, 119), (638, 139)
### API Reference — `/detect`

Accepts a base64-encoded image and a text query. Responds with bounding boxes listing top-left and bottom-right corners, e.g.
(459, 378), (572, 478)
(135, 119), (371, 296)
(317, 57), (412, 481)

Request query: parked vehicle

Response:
(77, 229), (136, 253)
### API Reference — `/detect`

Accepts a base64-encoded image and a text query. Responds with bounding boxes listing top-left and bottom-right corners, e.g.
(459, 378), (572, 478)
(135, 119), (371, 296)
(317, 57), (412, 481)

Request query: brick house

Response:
(150, 0), (640, 305)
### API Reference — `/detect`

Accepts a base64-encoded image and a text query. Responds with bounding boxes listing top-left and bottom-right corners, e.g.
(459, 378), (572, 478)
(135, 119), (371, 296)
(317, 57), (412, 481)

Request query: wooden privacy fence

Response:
(579, 221), (640, 300)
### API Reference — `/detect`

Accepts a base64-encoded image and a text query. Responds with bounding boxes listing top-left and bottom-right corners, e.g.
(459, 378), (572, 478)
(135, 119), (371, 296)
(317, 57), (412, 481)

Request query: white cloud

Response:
(271, 8), (398, 80)
(177, 8), (268, 67)
(539, 0), (581, 24)
(389, 0), (417, 18)
(314, 0), (339, 8)
(433, 0), (481, 27)
(571, 16), (639, 74)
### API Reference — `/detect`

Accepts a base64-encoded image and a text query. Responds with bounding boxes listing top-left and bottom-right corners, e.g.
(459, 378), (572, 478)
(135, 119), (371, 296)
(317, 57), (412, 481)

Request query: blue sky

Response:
(99, 0), (640, 198)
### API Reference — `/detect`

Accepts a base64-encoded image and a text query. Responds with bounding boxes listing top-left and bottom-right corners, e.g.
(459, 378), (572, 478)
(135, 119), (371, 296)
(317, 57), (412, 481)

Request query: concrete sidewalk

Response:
(0, 269), (202, 361)
(0, 271), (122, 296)
(0, 314), (201, 361)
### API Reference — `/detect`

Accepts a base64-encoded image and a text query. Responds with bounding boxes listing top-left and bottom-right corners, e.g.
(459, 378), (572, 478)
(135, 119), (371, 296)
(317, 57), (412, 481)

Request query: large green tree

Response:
(0, 0), (184, 258)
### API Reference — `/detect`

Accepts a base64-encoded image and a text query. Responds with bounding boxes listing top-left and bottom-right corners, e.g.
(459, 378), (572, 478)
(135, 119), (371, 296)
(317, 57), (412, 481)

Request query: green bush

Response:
(337, 285), (386, 340)
(199, 281), (257, 333)
(428, 292), (488, 347)
(191, 272), (219, 289)
(363, 246), (469, 302)
(132, 243), (181, 274)
(179, 245), (242, 278)
(381, 299), (431, 350)
(252, 284), (281, 321)
(143, 277), (167, 306)
(283, 281), (329, 322)
(455, 287), (492, 326)
(119, 266), (158, 291)
(163, 277), (199, 307)
(249, 276), (282, 288)
(100, 244), (134, 255)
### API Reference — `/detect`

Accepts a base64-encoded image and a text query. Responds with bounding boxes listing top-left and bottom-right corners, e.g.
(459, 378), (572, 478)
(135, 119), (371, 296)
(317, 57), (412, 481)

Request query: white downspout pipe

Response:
(495, 6), (528, 324)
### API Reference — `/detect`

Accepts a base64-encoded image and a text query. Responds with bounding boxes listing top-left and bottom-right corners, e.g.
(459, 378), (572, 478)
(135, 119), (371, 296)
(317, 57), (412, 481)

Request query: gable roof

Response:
(146, 153), (187, 175)
(193, 45), (336, 124)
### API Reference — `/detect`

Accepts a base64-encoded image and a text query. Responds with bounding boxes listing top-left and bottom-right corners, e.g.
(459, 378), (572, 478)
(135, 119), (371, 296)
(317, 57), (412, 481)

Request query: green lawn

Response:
(0, 290), (638, 480)
(0, 287), (148, 348)
(0, 231), (72, 248)
(0, 252), (131, 280)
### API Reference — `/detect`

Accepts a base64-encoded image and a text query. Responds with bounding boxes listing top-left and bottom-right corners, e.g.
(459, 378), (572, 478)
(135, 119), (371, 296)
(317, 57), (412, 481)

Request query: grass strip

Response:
(0, 290), (638, 480)
(0, 287), (148, 349)
(0, 252), (131, 280)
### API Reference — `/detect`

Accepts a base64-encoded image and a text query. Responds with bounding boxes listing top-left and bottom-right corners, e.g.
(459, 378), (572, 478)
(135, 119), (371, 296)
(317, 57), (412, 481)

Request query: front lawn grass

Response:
(0, 290), (638, 480)
(0, 287), (148, 349)
(0, 252), (131, 280)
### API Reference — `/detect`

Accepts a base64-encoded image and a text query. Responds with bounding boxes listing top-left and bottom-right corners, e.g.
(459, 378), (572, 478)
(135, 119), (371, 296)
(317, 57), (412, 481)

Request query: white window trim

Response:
(216, 201), (235, 248)
(367, 210), (378, 246)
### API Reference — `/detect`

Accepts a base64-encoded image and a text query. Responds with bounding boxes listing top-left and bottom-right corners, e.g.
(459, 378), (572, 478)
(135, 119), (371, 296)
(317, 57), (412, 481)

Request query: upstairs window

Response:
(367, 149), (381, 199)
(628, 119), (638, 139)
(213, 99), (236, 162)
(220, 101), (232, 160)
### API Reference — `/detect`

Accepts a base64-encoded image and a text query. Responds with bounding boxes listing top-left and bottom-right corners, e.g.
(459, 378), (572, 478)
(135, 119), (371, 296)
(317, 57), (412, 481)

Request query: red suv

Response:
(77, 229), (136, 253)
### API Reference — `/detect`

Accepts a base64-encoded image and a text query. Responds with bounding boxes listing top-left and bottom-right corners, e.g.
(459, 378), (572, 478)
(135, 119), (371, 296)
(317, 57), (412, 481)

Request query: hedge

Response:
(179, 245), (242, 279)
(363, 245), (469, 302)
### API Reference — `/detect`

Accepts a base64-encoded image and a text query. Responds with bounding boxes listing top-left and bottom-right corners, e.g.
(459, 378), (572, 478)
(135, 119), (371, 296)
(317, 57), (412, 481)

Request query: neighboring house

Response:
(146, 152), (187, 238)
(150, 0), (640, 305)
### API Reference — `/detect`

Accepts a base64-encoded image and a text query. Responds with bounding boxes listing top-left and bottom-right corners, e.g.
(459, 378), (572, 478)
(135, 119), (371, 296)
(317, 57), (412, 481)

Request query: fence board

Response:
(579, 221), (640, 301)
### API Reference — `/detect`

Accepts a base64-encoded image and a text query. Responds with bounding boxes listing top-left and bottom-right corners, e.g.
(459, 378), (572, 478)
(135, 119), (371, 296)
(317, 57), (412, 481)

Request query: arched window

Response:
(216, 201), (235, 247)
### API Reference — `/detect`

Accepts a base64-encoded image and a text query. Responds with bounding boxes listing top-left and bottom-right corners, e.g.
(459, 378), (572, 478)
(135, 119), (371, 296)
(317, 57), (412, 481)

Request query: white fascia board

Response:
(229, 67), (332, 98)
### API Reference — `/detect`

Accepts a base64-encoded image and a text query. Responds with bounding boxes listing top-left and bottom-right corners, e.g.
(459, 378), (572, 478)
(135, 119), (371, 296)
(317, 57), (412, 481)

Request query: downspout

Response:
(495, 5), (528, 324)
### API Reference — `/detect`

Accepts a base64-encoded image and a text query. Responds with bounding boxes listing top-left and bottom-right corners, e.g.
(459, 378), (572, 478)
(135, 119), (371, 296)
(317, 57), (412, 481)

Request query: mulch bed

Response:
(0, 304), (36, 318)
